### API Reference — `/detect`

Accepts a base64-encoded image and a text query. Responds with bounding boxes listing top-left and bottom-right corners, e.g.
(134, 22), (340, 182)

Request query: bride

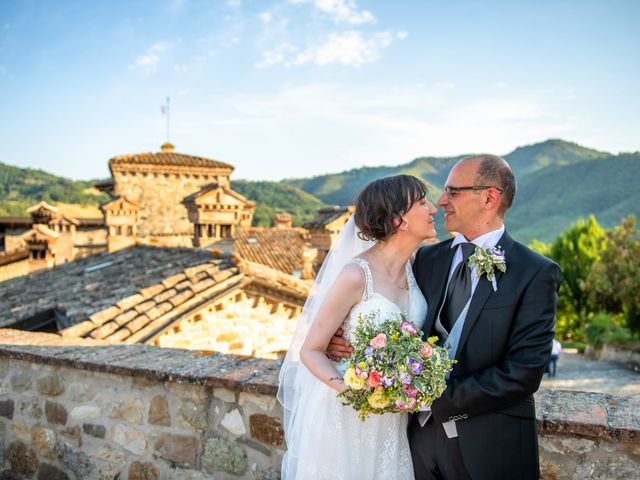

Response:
(278, 175), (438, 479)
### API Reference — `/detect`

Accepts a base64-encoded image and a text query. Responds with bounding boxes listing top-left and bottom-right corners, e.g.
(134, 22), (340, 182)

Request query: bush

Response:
(583, 312), (620, 349)
(582, 311), (640, 350)
(561, 341), (586, 353)
(531, 216), (606, 341)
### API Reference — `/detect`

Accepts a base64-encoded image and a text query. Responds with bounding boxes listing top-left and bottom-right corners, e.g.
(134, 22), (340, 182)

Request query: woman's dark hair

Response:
(354, 174), (427, 241)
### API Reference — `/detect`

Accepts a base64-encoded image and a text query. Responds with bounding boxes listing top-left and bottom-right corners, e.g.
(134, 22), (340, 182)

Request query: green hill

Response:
(507, 152), (640, 242)
(2, 139), (637, 243)
(0, 162), (109, 216)
(286, 157), (461, 206)
(283, 139), (638, 243)
(232, 180), (327, 227)
(504, 139), (608, 177)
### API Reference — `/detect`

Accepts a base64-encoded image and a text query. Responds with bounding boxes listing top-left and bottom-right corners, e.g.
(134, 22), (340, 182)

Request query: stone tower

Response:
(107, 143), (254, 247)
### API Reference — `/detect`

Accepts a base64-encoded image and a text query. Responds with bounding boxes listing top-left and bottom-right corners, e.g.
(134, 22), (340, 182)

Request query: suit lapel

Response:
(423, 243), (456, 336)
(456, 231), (515, 354)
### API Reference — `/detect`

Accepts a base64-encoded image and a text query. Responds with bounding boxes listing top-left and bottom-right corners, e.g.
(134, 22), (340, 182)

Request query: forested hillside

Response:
(2, 139), (637, 242)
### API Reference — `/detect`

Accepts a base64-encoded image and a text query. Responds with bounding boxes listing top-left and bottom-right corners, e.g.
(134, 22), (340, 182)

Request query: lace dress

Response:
(288, 258), (428, 480)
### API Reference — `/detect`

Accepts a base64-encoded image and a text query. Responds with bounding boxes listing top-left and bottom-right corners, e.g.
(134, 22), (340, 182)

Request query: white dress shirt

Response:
(448, 225), (506, 292)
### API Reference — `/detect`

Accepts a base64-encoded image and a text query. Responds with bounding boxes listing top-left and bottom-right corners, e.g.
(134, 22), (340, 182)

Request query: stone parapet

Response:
(0, 329), (638, 479)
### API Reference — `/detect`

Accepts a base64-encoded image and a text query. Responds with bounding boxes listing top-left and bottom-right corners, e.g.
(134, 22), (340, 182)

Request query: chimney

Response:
(301, 243), (318, 280)
(160, 142), (175, 152)
(273, 213), (293, 229)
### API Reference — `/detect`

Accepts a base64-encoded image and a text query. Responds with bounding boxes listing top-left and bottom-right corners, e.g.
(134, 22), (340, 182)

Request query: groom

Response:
(329, 155), (561, 479)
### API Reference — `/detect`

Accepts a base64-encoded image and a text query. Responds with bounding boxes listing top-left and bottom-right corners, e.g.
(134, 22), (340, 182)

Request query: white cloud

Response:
(257, 30), (404, 68)
(396, 31), (409, 40)
(227, 0), (242, 7)
(128, 42), (173, 70)
(259, 12), (272, 23)
(291, 0), (376, 25)
(129, 53), (160, 69)
(173, 64), (189, 73)
(187, 83), (569, 180)
(493, 81), (509, 89)
(255, 43), (298, 68)
(149, 42), (173, 52)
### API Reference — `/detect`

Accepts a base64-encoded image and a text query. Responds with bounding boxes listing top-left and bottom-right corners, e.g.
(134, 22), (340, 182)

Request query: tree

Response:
(586, 215), (640, 334)
(543, 216), (606, 339)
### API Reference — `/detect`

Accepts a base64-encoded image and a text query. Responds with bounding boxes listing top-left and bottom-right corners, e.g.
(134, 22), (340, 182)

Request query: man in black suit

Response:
(328, 155), (561, 479)
(409, 154), (561, 479)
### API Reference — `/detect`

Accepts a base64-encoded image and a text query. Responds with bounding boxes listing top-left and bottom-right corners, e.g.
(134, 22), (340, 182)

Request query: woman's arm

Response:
(300, 263), (364, 393)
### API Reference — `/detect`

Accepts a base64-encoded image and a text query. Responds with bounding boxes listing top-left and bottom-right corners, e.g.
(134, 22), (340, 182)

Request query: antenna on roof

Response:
(161, 96), (170, 143)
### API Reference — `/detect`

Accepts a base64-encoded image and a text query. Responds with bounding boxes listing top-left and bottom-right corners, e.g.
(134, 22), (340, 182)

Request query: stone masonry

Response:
(0, 329), (638, 479)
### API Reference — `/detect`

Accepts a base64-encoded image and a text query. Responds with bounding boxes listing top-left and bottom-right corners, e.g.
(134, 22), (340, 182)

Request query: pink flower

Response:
(420, 342), (434, 358)
(370, 333), (387, 349)
(395, 397), (417, 411)
(402, 384), (419, 398)
(367, 371), (382, 388)
(400, 321), (418, 335)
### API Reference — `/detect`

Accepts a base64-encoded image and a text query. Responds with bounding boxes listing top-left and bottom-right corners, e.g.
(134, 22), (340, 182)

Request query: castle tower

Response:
(26, 201), (76, 264)
(107, 143), (253, 247)
(23, 224), (59, 272)
(101, 196), (141, 252)
(185, 184), (255, 247)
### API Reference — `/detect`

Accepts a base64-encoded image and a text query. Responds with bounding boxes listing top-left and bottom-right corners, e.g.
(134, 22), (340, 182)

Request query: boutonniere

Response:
(467, 246), (507, 291)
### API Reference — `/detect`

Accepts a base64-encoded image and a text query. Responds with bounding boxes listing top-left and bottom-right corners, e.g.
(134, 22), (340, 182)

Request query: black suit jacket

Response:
(413, 231), (562, 480)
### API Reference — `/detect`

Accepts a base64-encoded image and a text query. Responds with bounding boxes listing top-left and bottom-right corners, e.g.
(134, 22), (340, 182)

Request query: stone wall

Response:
(0, 257), (29, 283)
(154, 292), (298, 359)
(594, 343), (640, 372)
(3, 229), (27, 253)
(0, 329), (638, 480)
(114, 170), (216, 244)
(75, 228), (107, 253)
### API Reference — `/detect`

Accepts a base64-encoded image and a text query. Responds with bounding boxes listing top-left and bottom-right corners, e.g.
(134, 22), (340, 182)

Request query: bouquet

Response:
(337, 312), (454, 421)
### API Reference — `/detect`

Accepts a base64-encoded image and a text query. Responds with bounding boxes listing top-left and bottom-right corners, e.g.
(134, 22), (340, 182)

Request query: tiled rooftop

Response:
(0, 246), (221, 330)
(234, 227), (307, 276)
(302, 205), (353, 229)
(0, 246), (310, 345)
(109, 151), (234, 171)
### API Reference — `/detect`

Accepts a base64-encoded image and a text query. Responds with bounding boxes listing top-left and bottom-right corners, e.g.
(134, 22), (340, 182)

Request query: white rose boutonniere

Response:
(467, 246), (507, 291)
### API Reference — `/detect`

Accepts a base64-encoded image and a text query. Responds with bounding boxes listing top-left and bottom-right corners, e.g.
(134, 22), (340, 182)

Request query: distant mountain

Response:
(2, 139), (637, 243)
(283, 139), (638, 243)
(286, 157), (461, 206)
(508, 152), (640, 242)
(0, 162), (109, 217)
(504, 139), (608, 177)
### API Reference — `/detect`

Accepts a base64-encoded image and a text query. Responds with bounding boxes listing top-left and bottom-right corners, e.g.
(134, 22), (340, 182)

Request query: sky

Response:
(0, 0), (639, 181)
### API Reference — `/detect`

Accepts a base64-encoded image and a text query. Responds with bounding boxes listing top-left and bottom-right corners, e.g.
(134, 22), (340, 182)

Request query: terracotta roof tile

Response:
(234, 227), (308, 276)
(0, 246), (217, 329)
(109, 151), (234, 171)
(302, 205), (354, 229)
(0, 242), (312, 345)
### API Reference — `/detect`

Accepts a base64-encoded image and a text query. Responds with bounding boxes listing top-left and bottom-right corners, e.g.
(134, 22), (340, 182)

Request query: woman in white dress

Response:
(278, 175), (438, 479)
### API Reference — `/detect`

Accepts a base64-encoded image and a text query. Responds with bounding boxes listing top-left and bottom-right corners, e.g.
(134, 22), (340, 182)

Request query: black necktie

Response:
(442, 242), (476, 332)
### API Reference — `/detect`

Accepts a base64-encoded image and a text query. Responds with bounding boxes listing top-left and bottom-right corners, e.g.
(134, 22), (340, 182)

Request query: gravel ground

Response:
(540, 349), (640, 395)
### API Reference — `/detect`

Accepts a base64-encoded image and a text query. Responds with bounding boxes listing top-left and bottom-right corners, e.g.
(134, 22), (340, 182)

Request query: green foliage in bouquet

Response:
(337, 312), (454, 421)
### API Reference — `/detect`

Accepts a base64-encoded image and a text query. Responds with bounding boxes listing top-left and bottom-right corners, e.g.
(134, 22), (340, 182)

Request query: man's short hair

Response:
(473, 154), (516, 217)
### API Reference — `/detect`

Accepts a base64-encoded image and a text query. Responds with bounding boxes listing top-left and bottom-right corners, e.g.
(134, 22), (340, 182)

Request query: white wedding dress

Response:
(288, 258), (428, 480)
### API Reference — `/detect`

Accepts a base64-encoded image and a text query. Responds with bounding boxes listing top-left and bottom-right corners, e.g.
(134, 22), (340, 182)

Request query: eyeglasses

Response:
(443, 185), (503, 197)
